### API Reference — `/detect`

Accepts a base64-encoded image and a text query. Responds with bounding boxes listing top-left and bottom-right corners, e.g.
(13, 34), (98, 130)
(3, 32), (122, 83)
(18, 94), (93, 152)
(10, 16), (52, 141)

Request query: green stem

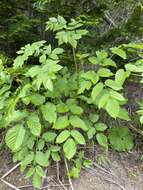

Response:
(72, 48), (78, 73)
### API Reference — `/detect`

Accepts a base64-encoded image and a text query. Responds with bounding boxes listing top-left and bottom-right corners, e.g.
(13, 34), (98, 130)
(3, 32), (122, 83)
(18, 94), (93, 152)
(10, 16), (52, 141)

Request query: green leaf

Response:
(56, 103), (69, 113)
(63, 138), (77, 160)
(96, 133), (108, 148)
(87, 127), (96, 139)
(6, 110), (28, 124)
(88, 56), (98, 64)
(69, 167), (80, 178)
(123, 43), (143, 49)
(14, 56), (24, 68)
(43, 78), (53, 91)
(105, 99), (119, 118)
(67, 33), (77, 48)
(29, 94), (45, 106)
(81, 71), (99, 84)
(39, 54), (46, 64)
(96, 50), (108, 60)
(33, 173), (42, 189)
(45, 150), (51, 160)
(50, 145), (60, 152)
(89, 113), (99, 123)
(140, 116), (143, 124)
(97, 68), (113, 77)
(49, 53), (59, 60)
(98, 93), (110, 108)
(5, 125), (26, 151)
(69, 115), (88, 131)
(111, 47), (127, 59)
(41, 102), (57, 123)
(37, 139), (45, 151)
(35, 151), (49, 167)
(66, 98), (77, 107)
(68, 104), (83, 115)
(26, 65), (40, 78)
(71, 130), (85, 145)
(125, 64), (138, 72)
(56, 130), (70, 143)
(51, 152), (61, 161)
(78, 80), (92, 94)
(21, 153), (34, 166)
(91, 82), (104, 101)
(52, 48), (64, 54)
(42, 132), (57, 142)
(115, 69), (128, 85)
(25, 167), (35, 178)
(83, 160), (93, 168)
(27, 114), (41, 136)
(118, 108), (130, 121)
(105, 79), (122, 91)
(109, 90), (125, 101)
(108, 127), (134, 151)
(44, 44), (52, 54)
(53, 116), (69, 130)
(36, 166), (45, 177)
(103, 58), (116, 67)
(96, 123), (108, 131)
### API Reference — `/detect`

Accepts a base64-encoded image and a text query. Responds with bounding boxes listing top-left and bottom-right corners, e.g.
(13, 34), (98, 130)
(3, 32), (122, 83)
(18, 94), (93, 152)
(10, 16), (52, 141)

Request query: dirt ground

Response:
(0, 148), (143, 190)
(74, 150), (143, 190)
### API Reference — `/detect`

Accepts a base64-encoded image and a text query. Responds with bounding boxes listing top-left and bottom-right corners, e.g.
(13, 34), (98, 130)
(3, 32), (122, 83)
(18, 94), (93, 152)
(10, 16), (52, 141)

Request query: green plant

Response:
(108, 126), (134, 151)
(1, 16), (143, 188)
(137, 101), (143, 124)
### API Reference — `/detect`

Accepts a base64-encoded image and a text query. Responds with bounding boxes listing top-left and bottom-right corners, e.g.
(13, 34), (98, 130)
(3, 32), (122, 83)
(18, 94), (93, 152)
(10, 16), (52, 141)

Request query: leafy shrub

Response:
(0, 16), (143, 188)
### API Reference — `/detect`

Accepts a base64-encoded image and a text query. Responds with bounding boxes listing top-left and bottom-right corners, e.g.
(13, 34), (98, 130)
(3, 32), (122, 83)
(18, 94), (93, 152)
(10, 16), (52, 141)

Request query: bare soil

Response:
(74, 150), (143, 190)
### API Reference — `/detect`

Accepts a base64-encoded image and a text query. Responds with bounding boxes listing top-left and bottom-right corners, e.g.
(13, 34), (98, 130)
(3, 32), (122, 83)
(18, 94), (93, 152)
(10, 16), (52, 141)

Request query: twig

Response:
(56, 162), (68, 190)
(84, 156), (113, 176)
(104, 13), (117, 27)
(90, 165), (121, 183)
(84, 156), (124, 184)
(59, 180), (68, 190)
(64, 157), (75, 190)
(53, 178), (67, 190)
(44, 175), (55, 180)
(128, 124), (143, 136)
(41, 183), (70, 189)
(18, 185), (33, 189)
(85, 168), (126, 190)
(1, 163), (21, 179)
(56, 162), (60, 181)
(1, 178), (20, 190)
(18, 179), (69, 190)
(93, 162), (115, 177)
(41, 168), (48, 188)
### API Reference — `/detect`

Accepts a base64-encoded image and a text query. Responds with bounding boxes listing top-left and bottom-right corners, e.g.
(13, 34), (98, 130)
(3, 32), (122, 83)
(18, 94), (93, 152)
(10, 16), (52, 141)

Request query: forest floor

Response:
(0, 82), (143, 190)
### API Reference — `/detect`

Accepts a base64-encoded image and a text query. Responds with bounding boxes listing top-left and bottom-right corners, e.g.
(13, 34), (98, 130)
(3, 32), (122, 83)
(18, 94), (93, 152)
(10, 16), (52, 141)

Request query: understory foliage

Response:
(0, 14), (143, 188)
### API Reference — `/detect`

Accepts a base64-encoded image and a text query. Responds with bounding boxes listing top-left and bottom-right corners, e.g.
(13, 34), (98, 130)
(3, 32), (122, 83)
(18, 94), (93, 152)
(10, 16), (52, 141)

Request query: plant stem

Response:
(72, 48), (78, 73)
(64, 157), (75, 190)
